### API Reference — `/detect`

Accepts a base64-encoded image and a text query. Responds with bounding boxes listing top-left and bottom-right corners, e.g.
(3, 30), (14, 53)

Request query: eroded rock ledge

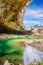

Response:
(0, 0), (31, 33)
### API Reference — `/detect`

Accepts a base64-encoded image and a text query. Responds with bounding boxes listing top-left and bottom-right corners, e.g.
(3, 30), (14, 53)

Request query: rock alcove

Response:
(0, 0), (31, 33)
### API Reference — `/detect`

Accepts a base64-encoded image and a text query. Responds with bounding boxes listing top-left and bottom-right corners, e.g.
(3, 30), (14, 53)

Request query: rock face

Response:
(25, 26), (43, 38)
(0, 0), (31, 33)
(28, 40), (43, 52)
(32, 26), (43, 38)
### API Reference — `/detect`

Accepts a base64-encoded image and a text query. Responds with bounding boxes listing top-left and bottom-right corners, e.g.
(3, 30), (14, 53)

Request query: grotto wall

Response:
(0, 0), (31, 33)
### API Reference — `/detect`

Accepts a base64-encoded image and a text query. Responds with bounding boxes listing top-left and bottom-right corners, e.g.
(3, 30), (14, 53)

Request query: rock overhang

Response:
(0, 0), (32, 33)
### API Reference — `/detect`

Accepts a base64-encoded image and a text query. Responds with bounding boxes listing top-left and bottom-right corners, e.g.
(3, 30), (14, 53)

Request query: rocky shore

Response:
(28, 40), (43, 52)
(0, 33), (16, 40)
(0, 59), (43, 65)
(0, 59), (23, 65)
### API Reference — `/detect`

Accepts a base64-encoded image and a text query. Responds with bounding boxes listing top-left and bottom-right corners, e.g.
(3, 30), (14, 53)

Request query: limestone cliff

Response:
(0, 0), (31, 33)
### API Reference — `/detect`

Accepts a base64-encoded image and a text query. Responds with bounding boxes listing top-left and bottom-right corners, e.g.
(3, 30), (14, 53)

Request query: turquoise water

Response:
(0, 37), (43, 42)
(0, 37), (43, 64)
(0, 38), (25, 58)
(0, 37), (43, 53)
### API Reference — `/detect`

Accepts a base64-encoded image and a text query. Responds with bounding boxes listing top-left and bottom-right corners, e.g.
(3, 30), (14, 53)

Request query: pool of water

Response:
(23, 45), (43, 65)
(0, 38), (43, 64)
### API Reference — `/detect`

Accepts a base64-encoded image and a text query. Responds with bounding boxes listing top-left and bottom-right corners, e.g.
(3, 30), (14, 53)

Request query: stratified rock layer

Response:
(0, 0), (31, 33)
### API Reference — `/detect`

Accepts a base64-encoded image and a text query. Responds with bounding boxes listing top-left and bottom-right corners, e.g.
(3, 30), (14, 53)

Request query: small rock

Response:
(4, 60), (11, 65)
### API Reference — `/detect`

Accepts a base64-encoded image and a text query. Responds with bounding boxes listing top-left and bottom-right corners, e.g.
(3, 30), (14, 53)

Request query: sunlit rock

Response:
(0, 0), (31, 32)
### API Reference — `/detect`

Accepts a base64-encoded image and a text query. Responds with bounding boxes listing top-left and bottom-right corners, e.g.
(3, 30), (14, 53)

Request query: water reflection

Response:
(23, 43), (43, 65)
